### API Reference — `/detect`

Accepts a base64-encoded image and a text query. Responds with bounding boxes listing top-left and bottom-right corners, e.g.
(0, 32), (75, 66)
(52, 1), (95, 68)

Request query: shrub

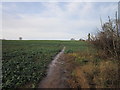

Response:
(93, 61), (119, 88)
(91, 16), (120, 59)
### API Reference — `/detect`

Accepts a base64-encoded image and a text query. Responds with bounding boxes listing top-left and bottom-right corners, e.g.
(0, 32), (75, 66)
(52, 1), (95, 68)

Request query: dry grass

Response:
(81, 63), (98, 86)
(64, 53), (91, 88)
(74, 67), (90, 88)
(66, 66), (90, 88)
(94, 60), (119, 88)
(64, 52), (119, 88)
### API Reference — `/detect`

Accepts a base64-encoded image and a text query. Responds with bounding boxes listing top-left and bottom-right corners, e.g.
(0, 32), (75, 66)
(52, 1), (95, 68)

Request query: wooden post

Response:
(116, 12), (119, 37)
(88, 33), (91, 41)
(118, 1), (120, 35)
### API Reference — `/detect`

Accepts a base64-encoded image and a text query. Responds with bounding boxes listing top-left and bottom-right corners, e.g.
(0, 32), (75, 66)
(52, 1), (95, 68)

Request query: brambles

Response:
(91, 16), (120, 59)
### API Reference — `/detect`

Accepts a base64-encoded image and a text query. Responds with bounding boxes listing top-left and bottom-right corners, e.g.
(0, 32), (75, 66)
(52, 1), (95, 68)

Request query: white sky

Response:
(1, 1), (119, 40)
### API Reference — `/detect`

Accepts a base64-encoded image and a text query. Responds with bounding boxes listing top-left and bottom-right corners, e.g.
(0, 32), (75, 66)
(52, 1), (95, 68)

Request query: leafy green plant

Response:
(2, 40), (62, 89)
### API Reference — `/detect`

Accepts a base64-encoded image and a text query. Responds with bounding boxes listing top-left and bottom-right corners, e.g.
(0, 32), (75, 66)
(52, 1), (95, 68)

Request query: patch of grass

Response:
(61, 41), (94, 53)
(94, 60), (119, 88)
(64, 43), (119, 88)
(74, 67), (90, 88)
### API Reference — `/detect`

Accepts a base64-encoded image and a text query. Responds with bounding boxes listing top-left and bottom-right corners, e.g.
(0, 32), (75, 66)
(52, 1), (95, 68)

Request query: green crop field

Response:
(2, 40), (92, 89)
(60, 41), (94, 53)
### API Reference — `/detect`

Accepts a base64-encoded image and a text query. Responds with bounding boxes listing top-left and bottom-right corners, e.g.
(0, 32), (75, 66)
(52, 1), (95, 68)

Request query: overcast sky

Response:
(1, 2), (118, 40)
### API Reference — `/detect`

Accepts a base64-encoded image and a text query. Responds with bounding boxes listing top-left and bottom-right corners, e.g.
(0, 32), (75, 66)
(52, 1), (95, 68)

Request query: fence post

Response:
(88, 33), (91, 41)
(118, 1), (120, 35)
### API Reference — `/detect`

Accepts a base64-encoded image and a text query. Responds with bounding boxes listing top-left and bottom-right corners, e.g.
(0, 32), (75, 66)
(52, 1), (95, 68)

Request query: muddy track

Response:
(38, 47), (69, 88)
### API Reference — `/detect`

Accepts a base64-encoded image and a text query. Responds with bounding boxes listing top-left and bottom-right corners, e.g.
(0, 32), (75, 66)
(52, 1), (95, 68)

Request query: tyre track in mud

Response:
(38, 47), (68, 88)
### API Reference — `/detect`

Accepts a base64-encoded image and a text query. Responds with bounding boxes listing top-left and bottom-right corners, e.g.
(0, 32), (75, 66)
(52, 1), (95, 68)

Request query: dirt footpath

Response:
(38, 47), (69, 88)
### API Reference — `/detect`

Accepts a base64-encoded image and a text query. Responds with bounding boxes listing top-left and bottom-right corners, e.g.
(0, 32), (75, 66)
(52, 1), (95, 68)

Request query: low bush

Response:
(94, 60), (119, 88)
(91, 17), (120, 59)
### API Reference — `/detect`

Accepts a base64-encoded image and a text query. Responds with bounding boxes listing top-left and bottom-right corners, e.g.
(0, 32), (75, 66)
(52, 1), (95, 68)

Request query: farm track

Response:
(38, 47), (69, 88)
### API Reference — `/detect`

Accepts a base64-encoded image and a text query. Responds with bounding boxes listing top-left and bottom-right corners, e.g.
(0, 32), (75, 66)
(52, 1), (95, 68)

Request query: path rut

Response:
(38, 47), (68, 88)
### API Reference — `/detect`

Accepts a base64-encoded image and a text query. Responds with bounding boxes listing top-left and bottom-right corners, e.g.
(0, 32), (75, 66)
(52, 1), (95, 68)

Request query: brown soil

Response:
(38, 47), (69, 88)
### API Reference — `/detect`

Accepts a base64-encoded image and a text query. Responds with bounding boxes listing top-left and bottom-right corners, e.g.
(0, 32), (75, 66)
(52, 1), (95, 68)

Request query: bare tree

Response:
(91, 15), (120, 59)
